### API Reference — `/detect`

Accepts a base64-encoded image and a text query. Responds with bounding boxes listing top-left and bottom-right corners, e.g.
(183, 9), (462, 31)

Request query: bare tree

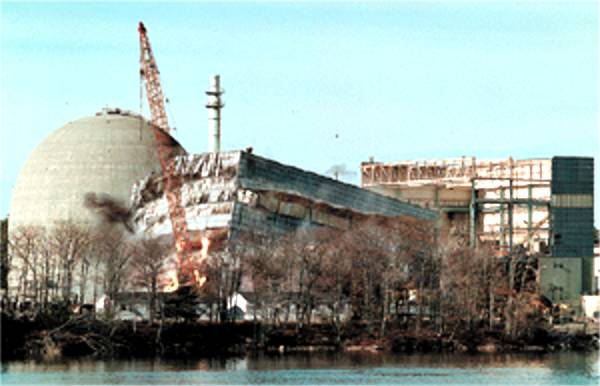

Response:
(1, 218), (9, 299)
(39, 237), (55, 307)
(326, 164), (356, 182)
(336, 216), (438, 336)
(342, 220), (391, 331)
(314, 231), (351, 340)
(437, 232), (498, 342)
(93, 225), (131, 314)
(201, 243), (244, 323)
(287, 228), (335, 326)
(236, 233), (282, 322)
(48, 220), (92, 303)
(9, 225), (46, 304)
(128, 236), (171, 322)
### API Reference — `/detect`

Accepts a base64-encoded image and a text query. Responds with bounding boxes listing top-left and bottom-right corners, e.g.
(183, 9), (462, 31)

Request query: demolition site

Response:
(1, 22), (597, 359)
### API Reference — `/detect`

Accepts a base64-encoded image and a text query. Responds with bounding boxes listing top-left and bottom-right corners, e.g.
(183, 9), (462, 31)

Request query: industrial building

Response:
(6, 99), (595, 314)
(6, 108), (185, 301)
(361, 156), (596, 307)
(5, 103), (437, 303)
(9, 108), (185, 230)
(5, 95), (595, 316)
(4, 19), (595, 321)
(131, 150), (437, 246)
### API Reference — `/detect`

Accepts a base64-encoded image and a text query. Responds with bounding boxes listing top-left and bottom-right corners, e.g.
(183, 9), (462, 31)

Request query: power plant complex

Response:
(362, 156), (597, 307)
(1, 22), (597, 321)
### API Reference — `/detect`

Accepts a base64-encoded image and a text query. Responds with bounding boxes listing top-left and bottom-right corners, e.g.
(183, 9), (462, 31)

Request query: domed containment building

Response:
(9, 108), (185, 230)
(7, 108), (185, 303)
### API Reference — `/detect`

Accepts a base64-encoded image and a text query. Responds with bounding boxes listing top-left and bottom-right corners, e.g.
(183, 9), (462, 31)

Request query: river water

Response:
(1, 351), (598, 385)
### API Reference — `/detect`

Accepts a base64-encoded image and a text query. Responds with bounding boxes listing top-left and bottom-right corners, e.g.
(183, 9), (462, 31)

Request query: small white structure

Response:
(95, 294), (110, 314)
(227, 292), (253, 321)
(581, 295), (600, 320)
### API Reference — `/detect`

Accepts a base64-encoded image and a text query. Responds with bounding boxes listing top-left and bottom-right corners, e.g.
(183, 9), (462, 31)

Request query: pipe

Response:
(206, 75), (224, 153)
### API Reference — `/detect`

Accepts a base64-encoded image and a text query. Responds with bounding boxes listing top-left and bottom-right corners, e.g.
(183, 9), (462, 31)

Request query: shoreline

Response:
(3, 314), (598, 362)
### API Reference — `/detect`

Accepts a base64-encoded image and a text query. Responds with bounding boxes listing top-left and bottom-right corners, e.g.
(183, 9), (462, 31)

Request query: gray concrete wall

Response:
(540, 257), (582, 308)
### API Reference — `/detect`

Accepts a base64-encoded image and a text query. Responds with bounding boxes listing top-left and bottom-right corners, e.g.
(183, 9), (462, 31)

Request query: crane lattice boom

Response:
(138, 22), (192, 281)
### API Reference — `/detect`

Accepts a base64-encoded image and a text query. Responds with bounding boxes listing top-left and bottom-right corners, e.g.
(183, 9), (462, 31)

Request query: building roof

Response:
(238, 151), (437, 220)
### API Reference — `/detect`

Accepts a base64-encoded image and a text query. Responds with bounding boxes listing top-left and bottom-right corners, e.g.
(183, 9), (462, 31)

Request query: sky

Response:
(1, 1), (598, 225)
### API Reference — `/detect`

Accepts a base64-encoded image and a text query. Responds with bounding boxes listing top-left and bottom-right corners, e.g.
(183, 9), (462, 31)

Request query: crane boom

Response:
(138, 22), (192, 283)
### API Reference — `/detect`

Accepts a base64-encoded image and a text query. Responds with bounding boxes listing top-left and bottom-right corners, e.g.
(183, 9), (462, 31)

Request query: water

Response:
(1, 352), (598, 385)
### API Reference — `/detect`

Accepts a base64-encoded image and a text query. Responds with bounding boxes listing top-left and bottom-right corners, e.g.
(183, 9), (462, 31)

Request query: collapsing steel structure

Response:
(132, 150), (437, 245)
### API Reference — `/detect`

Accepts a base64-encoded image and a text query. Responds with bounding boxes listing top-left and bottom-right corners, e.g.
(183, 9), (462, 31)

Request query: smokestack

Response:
(206, 75), (224, 153)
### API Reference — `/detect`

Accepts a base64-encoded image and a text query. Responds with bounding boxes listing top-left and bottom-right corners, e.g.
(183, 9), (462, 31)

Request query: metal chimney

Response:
(206, 75), (224, 153)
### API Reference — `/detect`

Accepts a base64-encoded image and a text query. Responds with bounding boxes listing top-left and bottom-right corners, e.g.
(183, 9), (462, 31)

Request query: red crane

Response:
(138, 22), (194, 289)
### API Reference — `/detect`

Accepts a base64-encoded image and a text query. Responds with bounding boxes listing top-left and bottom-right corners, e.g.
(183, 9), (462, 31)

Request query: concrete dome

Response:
(9, 108), (185, 230)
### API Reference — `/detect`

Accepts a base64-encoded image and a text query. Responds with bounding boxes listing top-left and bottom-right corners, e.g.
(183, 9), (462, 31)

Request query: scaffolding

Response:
(361, 157), (552, 254)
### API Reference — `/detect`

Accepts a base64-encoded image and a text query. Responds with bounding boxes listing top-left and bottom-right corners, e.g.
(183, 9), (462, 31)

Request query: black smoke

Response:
(84, 192), (133, 233)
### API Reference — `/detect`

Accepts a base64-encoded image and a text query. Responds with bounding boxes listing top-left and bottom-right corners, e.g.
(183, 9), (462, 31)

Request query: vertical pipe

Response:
(470, 178), (477, 249)
(527, 184), (533, 252)
(500, 188), (505, 250)
(508, 178), (514, 254)
(548, 203), (553, 254)
(206, 75), (224, 153)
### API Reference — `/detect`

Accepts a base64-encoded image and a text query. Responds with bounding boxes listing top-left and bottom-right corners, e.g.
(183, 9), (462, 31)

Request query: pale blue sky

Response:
(1, 2), (598, 225)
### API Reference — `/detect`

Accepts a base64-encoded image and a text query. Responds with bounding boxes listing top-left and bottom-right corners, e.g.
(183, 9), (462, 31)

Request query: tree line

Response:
(5, 221), (165, 316)
(3, 216), (543, 341)
(203, 217), (542, 341)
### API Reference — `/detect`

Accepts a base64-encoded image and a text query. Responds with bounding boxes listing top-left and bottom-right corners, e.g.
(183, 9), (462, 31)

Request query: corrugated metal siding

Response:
(230, 202), (312, 236)
(551, 157), (594, 259)
(552, 208), (594, 257)
(551, 194), (593, 208)
(238, 152), (438, 221)
(551, 157), (594, 194)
